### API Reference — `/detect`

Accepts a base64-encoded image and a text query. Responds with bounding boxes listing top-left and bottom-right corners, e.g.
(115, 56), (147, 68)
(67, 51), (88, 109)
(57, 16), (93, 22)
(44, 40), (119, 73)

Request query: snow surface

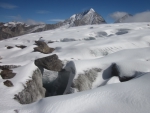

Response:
(0, 22), (150, 112)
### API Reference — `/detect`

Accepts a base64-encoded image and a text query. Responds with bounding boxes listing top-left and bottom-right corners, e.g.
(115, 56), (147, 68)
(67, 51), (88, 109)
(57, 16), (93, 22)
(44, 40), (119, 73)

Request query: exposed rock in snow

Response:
(15, 45), (27, 49)
(34, 41), (55, 54)
(3, 80), (14, 87)
(14, 68), (45, 104)
(0, 65), (20, 70)
(0, 69), (16, 79)
(6, 46), (13, 49)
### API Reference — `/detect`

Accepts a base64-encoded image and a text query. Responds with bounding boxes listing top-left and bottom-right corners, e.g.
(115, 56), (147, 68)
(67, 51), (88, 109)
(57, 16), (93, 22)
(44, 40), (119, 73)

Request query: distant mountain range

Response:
(0, 8), (106, 40)
(0, 8), (134, 40)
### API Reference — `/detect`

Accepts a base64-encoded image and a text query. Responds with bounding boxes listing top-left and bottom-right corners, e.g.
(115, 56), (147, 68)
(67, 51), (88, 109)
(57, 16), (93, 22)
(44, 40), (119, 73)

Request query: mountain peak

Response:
(89, 8), (95, 12)
(66, 8), (106, 27)
(115, 13), (132, 23)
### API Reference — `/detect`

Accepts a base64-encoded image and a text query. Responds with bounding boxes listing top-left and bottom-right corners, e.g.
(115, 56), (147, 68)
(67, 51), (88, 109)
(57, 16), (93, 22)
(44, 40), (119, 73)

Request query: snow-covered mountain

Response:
(115, 14), (132, 23)
(64, 8), (106, 27)
(1, 22), (150, 113)
(0, 8), (106, 40)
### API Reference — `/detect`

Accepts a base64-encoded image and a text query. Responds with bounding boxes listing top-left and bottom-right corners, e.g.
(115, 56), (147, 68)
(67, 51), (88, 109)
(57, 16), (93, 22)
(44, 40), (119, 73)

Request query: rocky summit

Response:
(64, 8), (106, 27)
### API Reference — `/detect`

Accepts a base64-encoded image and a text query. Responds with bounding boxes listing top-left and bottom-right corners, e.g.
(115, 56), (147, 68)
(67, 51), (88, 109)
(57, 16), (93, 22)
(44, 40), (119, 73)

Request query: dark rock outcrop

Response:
(0, 69), (16, 79)
(34, 41), (54, 54)
(3, 80), (13, 87)
(47, 40), (54, 43)
(15, 45), (27, 49)
(14, 68), (45, 104)
(0, 65), (20, 70)
(35, 54), (63, 72)
(7, 46), (13, 49)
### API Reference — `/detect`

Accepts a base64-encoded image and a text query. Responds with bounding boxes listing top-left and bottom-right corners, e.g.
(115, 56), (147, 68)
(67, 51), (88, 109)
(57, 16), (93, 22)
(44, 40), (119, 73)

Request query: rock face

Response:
(34, 41), (54, 54)
(14, 68), (46, 104)
(64, 8), (106, 27)
(3, 80), (13, 87)
(35, 54), (63, 72)
(0, 69), (16, 79)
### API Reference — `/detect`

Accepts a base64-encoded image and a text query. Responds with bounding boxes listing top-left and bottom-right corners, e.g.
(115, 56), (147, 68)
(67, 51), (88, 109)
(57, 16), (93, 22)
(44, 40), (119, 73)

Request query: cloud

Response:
(123, 11), (150, 23)
(48, 19), (65, 22)
(110, 11), (150, 23)
(110, 11), (128, 21)
(6, 15), (45, 25)
(37, 10), (50, 14)
(0, 3), (17, 9)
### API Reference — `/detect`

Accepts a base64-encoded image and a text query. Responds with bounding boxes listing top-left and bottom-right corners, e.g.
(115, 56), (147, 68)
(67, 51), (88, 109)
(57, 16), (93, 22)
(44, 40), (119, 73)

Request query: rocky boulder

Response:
(34, 41), (54, 54)
(3, 80), (13, 87)
(7, 46), (13, 49)
(15, 45), (27, 49)
(0, 69), (16, 79)
(35, 54), (63, 72)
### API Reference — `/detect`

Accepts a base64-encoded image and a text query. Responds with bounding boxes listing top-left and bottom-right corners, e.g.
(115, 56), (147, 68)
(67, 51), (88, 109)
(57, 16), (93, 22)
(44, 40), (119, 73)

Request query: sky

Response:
(0, 0), (150, 24)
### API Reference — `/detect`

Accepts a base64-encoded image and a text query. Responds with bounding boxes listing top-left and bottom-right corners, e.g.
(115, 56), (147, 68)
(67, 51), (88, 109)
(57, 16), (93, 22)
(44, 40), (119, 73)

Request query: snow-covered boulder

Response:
(111, 63), (135, 82)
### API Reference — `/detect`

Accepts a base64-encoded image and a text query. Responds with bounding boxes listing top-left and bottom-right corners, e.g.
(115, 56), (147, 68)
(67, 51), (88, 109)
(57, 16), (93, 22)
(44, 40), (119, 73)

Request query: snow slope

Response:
(0, 22), (150, 113)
